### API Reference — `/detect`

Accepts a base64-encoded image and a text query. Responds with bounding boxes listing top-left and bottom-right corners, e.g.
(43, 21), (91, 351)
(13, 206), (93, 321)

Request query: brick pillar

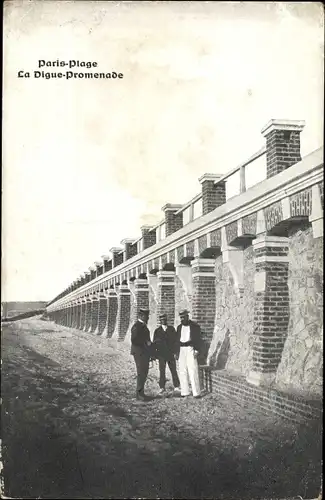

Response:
(199, 174), (226, 215)
(79, 298), (87, 330)
(71, 303), (76, 327)
(115, 284), (131, 341)
(83, 296), (92, 332)
(94, 290), (107, 335)
(110, 247), (124, 268)
(261, 119), (305, 178)
(103, 288), (118, 339)
(247, 235), (289, 387)
(71, 302), (76, 328)
(89, 293), (99, 333)
(62, 306), (66, 326)
(71, 302), (77, 328)
(89, 267), (96, 281)
(132, 278), (149, 323)
(191, 258), (216, 363)
(140, 226), (156, 250)
(75, 278), (82, 291)
(75, 300), (82, 329)
(62, 307), (66, 326)
(95, 261), (103, 277)
(102, 256), (112, 273)
(121, 239), (137, 261)
(157, 271), (176, 326)
(65, 305), (70, 327)
(162, 205), (183, 237)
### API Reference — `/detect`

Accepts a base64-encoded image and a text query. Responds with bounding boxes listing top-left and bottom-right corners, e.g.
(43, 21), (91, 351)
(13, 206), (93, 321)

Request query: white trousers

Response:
(179, 346), (201, 397)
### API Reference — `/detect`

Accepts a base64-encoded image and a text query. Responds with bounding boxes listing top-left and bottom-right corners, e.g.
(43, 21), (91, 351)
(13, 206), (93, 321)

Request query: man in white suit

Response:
(175, 309), (202, 398)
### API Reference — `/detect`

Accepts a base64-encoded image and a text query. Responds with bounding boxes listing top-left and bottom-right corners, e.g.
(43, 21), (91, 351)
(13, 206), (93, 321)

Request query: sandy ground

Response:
(1, 318), (322, 499)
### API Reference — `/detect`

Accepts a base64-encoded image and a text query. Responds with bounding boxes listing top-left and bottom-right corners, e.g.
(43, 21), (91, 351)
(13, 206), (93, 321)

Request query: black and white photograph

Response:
(1, 1), (323, 499)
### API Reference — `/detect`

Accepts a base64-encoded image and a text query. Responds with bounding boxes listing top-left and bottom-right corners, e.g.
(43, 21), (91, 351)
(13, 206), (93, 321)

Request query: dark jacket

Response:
(152, 325), (178, 361)
(130, 320), (151, 356)
(175, 320), (202, 357)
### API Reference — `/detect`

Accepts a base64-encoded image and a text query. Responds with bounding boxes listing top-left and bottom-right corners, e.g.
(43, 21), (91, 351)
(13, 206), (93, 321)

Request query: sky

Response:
(2, 1), (324, 302)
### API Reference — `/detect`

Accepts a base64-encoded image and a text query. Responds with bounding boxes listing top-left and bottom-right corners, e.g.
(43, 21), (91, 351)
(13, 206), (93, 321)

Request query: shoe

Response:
(193, 394), (202, 399)
(173, 387), (181, 393)
(181, 394), (190, 398)
(158, 388), (166, 395)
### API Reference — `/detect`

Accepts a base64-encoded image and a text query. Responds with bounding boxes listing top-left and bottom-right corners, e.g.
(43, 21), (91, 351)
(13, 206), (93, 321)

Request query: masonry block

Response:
(102, 256), (112, 273)
(110, 248), (124, 268)
(191, 258), (216, 363)
(247, 235), (289, 387)
(103, 288), (118, 338)
(115, 285), (131, 341)
(83, 296), (92, 332)
(79, 298), (87, 330)
(199, 174), (226, 215)
(157, 271), (175, 326)
(94, 291), (108, 335)
(95, 261), (104, 277)
(75, 300), (82, 329)
(71, 302), (78, 328)
(66, 305), (71, 327)
(140, 226), (156, 250)
(121, 239), (138, 261)
(162, 205), (183, 237)
(89, 294), (99, 333)
(261, 119), (305, 178)
(131, 278), (149, 324)
(89, 266), (96, 281)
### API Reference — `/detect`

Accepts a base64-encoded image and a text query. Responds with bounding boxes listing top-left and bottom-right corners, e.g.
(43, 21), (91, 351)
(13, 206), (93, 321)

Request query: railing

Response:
(48, 146), (323, 310)
(175, 193), (202, 225)
(51, 146), (267, 302)
(221, 146), (266, 200)
(173, 146), (266, 225)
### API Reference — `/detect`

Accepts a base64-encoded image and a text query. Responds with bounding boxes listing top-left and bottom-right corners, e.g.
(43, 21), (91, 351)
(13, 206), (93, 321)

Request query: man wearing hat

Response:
(175, 309), (201, 398)
(130, 308), (152, 401)
(152, 313), (181, 395)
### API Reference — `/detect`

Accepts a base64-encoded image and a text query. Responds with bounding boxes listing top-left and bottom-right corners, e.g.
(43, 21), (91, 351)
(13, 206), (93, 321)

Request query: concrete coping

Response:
(198, 173), (223, 184)
(140, 225), (154, 232)
(261, 119), (305, 136)
(161, 203), (183, 212)
(101, 255), (110, 260)
(110, 247), (123, 253)
(88, 266), (96, 271)
(121, 238), (137, 245)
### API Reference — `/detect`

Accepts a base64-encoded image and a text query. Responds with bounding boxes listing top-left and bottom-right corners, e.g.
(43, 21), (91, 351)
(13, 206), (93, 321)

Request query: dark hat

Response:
(179, 309), (189, 316)
(139, 308), (149, 315)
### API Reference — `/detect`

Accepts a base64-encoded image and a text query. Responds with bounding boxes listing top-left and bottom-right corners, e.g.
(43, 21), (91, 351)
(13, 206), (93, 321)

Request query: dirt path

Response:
(1, 318), (322, 499)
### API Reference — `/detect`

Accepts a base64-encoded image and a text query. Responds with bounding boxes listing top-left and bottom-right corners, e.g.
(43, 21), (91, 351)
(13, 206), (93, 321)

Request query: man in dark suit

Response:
(130, 308), (152, 401)
(152, 313), (181, 395)
(175, 309), (202, 398)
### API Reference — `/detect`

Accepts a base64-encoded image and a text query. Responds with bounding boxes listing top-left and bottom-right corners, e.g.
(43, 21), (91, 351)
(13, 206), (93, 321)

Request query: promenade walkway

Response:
(1, 318), (321, 499)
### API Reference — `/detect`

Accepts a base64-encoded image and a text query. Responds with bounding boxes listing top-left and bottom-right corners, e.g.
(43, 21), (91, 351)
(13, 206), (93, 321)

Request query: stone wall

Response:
(276, 226), (323, 397)
(207, 248), (255, 376)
